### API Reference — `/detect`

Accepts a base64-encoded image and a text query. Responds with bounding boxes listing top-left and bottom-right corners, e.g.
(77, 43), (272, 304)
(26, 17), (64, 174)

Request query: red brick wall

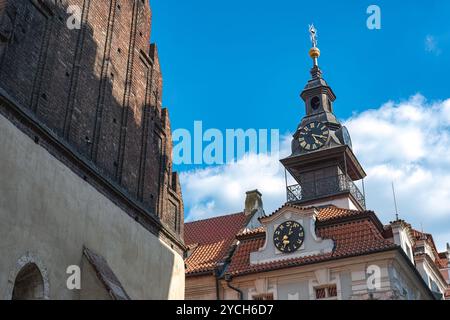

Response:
(0, 0), (183, 238)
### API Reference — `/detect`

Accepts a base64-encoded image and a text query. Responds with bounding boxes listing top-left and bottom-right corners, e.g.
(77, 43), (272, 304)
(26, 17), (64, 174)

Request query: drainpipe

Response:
(225, 274), (243, 300)
(214, 269), (220, 300)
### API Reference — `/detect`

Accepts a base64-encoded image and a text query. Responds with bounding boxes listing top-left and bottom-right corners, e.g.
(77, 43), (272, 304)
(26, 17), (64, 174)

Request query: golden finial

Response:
(308, 24), (321, 65)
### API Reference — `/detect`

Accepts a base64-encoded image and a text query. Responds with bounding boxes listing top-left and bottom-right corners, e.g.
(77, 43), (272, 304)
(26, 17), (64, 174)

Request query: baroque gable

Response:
(250, 205), (334, 265)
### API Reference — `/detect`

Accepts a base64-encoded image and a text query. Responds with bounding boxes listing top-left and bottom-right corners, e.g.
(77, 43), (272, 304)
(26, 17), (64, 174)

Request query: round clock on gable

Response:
(298, 121), (330, 151)
(273, 221), (305, 253)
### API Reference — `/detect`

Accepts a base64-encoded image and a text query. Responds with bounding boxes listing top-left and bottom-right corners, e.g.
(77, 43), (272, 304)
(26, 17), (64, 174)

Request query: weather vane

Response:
(309, 24), (318, 48)
(308, 24), (321, 69)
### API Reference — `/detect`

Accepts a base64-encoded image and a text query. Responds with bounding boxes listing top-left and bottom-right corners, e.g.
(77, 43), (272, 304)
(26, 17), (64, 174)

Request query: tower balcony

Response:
(287, 174), (366, 210)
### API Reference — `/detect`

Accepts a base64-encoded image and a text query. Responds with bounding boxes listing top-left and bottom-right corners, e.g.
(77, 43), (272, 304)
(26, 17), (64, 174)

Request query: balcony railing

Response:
(287, 174), (366, 209)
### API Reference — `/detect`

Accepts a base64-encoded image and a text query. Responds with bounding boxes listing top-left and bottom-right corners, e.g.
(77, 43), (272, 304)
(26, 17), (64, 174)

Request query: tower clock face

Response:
(298, 121), (330, 151)
(273, 221), (305, 254)
(342, 126), (353, 149)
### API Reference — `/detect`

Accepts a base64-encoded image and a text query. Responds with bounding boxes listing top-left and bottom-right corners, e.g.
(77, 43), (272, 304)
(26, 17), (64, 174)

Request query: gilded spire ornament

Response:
(308, 24), (321, 67)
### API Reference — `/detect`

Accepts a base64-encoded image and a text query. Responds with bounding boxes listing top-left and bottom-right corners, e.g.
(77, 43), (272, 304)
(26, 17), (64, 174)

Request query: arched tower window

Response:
(12, 263), (45, 300)
(310, 96), (321, 111)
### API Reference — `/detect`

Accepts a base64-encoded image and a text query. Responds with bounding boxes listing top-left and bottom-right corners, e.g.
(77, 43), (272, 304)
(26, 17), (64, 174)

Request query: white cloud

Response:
(425, 35), (442, 56)
(180, 94), (450, 250)
(346, 95), (450, 250)
(180, 135), (292, 222)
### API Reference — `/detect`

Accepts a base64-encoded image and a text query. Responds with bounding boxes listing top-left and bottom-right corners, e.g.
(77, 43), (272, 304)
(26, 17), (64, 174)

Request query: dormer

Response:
(447, 243), (450, 262)
(414, 238), (437, 262)
(390, 220), (415, 263)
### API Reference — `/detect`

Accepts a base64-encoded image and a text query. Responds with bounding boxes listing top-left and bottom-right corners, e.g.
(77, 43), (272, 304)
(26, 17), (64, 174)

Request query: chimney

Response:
(447, 243), (450, 258)
(244, 190), (265, 230)
(244, 190), (263, 216)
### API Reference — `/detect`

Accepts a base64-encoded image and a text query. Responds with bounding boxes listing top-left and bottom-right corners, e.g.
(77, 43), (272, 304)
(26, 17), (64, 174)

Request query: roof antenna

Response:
(392, 182), (399, 221)
(420, 223), (427, 240)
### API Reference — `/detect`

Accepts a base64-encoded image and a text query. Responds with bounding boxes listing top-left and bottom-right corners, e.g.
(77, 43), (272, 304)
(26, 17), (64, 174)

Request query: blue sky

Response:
(149, 1), (450, 249)
(151, 0), (449, 138)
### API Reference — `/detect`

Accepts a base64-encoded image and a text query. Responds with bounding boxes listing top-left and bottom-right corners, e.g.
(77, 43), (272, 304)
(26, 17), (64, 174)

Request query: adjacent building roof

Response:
(262, 204), (377, 224)
(184, 212), (249, 275)
(317, 206), (369, 222)
(227, 215), (396, 276)
(184, 204), (449, 300)
(185, 205), (390, 277)
(411, 229), (448, 268)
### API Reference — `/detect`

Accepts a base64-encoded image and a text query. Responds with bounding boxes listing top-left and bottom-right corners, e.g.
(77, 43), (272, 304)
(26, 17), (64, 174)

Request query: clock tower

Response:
(281, 25), (367, 210)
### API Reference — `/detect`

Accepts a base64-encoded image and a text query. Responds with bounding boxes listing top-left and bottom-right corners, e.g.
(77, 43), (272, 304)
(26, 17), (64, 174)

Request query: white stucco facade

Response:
(0, 114), (185, 300)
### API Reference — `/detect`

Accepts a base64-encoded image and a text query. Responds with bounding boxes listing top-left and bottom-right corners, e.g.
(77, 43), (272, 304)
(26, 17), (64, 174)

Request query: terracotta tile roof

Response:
(259, 203), (312, 221)
(226, 219), (397, 276)
(237, 227), (266, 238)
(184, 204), (390, 276)
(184, 202), (449, 300)
(383, 225), (394, 238)
(317, 206), (369, 222)
(412, 229), (430, 241)
(411, 229), (447, 268)
(184, 212), (248, 275)
(411, 229), (441, 256)
(236, 206), (367, 238)
(437, 258), (449, 269)
(262, 204), (370, 223)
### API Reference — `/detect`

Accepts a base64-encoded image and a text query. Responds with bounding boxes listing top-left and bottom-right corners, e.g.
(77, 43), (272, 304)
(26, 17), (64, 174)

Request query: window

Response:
(253, 293), (274, 301)
(405, 243), (413, 261)
(169, 201), (179, 233)
(315, 285), (337, 300)
(430, 279), (440, 293)
(310, 96), (321, 110)
(12, 263), (45, 300)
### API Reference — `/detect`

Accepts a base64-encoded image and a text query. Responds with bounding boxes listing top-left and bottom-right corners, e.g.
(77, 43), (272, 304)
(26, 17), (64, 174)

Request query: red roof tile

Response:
(184, 202), (449, 299)
(185, 212), (246, 245)
(411, 229), (447, 268)
(317, 206), (368, 222)
(237, 227), (266, 238)
(184, 205), (388, 276)
(184, 213), (248, 275)
(261, 203), (311, 219)
(226, 219), (397, 276)
(262, 204), (370, 223)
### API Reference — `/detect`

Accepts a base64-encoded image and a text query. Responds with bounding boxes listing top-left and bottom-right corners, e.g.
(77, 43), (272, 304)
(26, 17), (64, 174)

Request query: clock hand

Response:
(282, 235), (290, 247)
(312, 136), (320, 144)
(288, 225), (294, 235)
(312, 134), (325, 139)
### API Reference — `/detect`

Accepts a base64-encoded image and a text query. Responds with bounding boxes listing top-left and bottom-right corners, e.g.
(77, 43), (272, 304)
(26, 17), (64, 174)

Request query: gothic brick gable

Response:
(0, 0), (183, 246)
